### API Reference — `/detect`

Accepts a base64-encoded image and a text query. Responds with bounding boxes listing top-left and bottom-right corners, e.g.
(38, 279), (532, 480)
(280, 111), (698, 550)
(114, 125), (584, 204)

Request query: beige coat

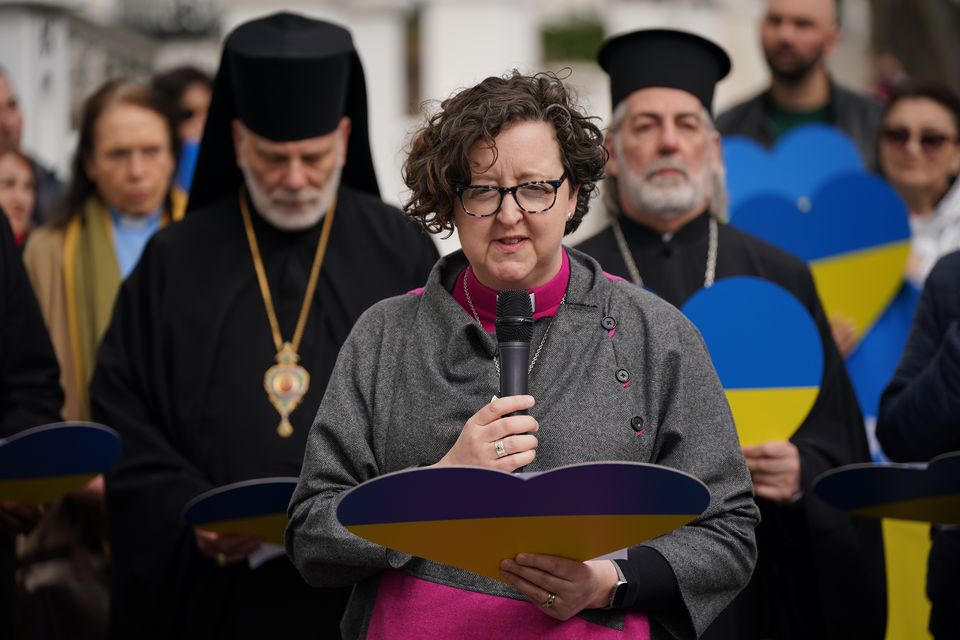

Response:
(23, 225), (81, 420)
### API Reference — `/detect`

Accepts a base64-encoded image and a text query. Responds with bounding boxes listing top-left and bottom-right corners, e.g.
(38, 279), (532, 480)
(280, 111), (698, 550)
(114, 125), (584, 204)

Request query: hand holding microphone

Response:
(435, 395), (539, 472)
(435, 290), (539, 471)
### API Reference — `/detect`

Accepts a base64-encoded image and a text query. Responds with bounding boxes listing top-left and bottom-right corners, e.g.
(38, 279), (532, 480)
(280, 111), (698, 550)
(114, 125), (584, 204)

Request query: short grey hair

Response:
(604, 100), (728, 221)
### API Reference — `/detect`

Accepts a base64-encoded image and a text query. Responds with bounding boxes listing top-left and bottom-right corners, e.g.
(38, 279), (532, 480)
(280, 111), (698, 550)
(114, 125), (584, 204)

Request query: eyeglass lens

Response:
(460, 182), (560, 216)
(882, 127), (955, 153)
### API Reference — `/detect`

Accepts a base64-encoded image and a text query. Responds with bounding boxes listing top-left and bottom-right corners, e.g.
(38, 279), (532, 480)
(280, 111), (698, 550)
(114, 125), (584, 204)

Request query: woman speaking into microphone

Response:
(286, 71), (758, 639)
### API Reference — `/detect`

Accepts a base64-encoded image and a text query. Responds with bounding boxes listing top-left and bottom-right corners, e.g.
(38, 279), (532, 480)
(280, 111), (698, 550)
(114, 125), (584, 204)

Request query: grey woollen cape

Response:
(287, 248), (760, 640)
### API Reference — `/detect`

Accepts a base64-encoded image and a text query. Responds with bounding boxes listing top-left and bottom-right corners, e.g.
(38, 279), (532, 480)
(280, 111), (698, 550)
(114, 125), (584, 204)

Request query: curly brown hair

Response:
(402, 71), (607, 235)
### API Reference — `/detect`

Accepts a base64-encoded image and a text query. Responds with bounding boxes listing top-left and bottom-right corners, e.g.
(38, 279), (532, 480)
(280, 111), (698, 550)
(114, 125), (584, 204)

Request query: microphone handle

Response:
(499, 341), (530, 416)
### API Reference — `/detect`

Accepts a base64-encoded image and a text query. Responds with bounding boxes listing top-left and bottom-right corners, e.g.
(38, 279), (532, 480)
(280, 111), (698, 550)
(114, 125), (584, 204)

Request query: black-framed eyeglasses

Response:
(881, 127), (959, 154)
(455, 175), (566, 217)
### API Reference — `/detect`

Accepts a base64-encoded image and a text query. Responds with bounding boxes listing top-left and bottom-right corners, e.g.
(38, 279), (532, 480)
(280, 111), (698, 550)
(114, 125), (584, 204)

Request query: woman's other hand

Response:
(500, 554), (618, 620)
(194, 529), (262, 567)
(435, 395), (539, 472)
(742, 440), (802, 503)
(829, 314), (857, 357)
(70, 474), (105, 507)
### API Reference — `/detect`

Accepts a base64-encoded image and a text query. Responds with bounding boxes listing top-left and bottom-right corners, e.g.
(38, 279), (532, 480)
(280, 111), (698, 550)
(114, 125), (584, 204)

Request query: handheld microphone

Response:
(495, 290), (534, 416)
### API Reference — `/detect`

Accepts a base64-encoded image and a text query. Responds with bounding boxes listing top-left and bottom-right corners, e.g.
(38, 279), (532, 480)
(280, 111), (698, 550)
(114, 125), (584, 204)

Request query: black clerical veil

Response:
(188, 12), (379, 212)
(598, 29), (731, 115)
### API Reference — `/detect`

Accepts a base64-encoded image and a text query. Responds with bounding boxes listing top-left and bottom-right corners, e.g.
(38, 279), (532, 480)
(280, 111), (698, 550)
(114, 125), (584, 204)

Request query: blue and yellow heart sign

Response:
(337, 462), (709, 582)
(681, 277), (823, 446)
(0, 422), (121, 505)
(731, 174), (910, 345)
(183, 477), (299, 545)
(814, 452), (960, 525)
(723, 124), (863, 212)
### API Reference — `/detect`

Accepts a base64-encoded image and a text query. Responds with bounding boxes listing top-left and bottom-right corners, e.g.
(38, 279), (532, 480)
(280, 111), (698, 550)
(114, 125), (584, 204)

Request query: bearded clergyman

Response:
(576, 29), (887, 640)
(91, 13), (437, 638)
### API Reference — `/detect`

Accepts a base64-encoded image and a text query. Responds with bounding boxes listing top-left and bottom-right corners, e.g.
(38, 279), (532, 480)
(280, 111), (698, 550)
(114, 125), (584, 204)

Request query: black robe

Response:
(0, 212), (63, 638)
(577, 212), (886, 640)
(91, 186), (438, 639)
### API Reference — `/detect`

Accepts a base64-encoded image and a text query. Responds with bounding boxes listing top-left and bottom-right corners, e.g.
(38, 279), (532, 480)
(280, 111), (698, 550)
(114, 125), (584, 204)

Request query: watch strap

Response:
(606, 560), (629, 609)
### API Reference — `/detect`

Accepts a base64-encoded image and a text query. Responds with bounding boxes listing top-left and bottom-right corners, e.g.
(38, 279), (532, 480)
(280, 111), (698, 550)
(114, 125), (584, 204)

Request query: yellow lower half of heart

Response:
(725, 386), (820, 447)
(882, 519), (932, 640)
(0, 473), (98, 505)
(855, 495), (960, 526)
(810, 241), (910, 343)
(348, 513), (697, 582)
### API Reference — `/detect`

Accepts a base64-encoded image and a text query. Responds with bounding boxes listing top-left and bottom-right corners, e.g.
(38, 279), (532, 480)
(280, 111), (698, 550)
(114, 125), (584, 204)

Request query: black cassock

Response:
(0, 214), (62, 434)
(0, 213), (63, 638)
(92, 186), (438, 639)
(577, 212), (887, 640)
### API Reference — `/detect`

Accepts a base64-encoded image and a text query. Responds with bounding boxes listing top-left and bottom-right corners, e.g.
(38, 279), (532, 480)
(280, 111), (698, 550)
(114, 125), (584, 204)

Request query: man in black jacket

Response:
(716, 0), (882, 166)
(877, 249), (960, 640)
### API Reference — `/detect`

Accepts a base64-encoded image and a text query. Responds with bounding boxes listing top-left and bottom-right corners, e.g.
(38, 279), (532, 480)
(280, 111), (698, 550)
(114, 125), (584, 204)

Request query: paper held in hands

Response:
(0, 422), (120, 505)
(183, 477), (299, 569)
(814, 452), (960, 525)
(336, 461), (710, 582)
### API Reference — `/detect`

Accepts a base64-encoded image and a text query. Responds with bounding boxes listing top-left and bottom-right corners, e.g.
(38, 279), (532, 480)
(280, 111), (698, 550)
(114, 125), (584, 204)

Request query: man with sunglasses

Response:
(578, 28), (886, 640)
(151, 66), (214, 193)
(716, 0), (883, 167)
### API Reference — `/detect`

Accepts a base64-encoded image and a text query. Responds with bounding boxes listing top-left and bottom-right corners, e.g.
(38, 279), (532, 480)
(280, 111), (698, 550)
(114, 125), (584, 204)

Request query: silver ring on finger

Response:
(494, 439), (507, 458)
(542, 592), (556, 608)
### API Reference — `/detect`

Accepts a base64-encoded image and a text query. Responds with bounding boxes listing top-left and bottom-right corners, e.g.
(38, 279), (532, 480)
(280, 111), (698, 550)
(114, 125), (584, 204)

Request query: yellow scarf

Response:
(63, 189), (186, 418)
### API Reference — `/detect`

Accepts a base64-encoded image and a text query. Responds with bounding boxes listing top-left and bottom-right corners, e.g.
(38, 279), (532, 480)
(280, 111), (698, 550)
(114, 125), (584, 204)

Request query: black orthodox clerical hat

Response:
(188, 12), (379, 212)
(598, 29), (731, 115)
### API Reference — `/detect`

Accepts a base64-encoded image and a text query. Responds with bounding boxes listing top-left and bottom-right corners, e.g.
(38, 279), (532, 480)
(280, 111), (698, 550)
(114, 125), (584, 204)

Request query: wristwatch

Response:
(605, 560), (629, 609)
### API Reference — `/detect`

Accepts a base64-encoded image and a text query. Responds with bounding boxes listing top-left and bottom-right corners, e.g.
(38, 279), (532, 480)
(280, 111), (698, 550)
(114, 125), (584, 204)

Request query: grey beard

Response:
(621, 172), (702, 220)
(240, 163), (342, 231)
(615, 149), (714, 222)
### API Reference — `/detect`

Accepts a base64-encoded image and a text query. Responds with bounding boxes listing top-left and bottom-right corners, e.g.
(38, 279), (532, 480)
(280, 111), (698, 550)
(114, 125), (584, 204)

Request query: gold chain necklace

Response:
(611, 216), (718, 288)
(239, 189), (336, 438)
(462, 266), (564, 378)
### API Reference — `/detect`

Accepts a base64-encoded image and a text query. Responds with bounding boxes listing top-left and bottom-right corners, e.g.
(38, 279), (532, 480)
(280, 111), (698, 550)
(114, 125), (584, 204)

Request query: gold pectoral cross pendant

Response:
(264, 342), (311, 438)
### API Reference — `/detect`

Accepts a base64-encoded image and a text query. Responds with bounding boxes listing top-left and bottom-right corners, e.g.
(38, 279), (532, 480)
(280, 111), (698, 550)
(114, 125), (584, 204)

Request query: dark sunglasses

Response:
(881, 127), (958, 154)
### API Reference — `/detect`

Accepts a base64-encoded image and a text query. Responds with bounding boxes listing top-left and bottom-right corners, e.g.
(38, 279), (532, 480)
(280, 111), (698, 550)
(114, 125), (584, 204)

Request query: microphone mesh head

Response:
(496, 290), (534, 343)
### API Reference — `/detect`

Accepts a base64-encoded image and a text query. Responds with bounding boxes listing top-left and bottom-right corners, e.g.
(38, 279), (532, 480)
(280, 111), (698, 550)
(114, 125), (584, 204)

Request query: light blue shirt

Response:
(110, 207), (163, 279)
